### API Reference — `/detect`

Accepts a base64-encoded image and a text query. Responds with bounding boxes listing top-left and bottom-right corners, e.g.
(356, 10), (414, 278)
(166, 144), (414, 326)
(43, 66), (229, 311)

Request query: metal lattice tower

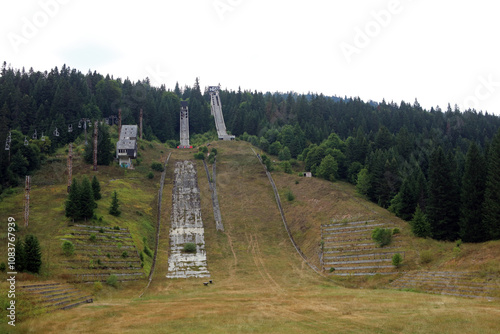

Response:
(67, 143), (73, 193)
(139, 109), (143, 140)
(93, 121), (98, 171)
(24, 175), (30, 227)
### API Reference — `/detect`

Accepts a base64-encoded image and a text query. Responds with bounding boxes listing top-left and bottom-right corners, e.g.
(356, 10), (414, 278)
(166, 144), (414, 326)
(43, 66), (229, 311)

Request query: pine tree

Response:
(483, 130), (500, 240)
(80, 177), (95, 220)
(427, 146), (460, 241)
(24, 234), (42, 274)
(14, 239), (26, 272)
(109, 190), (121, 216)
(65, 178), (80, 220)
(411, 205), (432, 238)
(92, 175), (101, 200)
(460, 142), (487, 242)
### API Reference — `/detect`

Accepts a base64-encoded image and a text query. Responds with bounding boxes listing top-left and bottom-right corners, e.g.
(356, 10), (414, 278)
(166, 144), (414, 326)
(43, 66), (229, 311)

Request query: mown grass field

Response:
(1, 139), (500, 333)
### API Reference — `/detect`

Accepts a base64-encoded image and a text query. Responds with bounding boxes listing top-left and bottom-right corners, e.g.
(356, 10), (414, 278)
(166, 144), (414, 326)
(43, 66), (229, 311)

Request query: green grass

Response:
(1, 140), (500, 333)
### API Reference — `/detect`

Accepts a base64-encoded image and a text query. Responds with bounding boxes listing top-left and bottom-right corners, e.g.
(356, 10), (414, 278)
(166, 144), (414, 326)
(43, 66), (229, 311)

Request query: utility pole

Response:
(67, 143), (73, 193)
(118, 108), (122, 137)
(93, 121), (98, 171)
(24, 175), (30, 228)
(139, 109), (143, 140)
(79, 118), (91, 145)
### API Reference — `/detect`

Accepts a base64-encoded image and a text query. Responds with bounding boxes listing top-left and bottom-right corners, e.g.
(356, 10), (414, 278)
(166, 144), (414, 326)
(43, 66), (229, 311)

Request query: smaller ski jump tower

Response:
(179, 101), (191, 148)
(209, 85), (235, 141)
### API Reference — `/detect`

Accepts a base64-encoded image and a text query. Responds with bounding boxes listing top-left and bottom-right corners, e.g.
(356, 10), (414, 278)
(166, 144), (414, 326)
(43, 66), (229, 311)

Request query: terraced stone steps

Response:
(322, 219), (404, 276)
(390, 271), (499, 299)
(19, 282), (93, 313)
(63, 224), (144, 282)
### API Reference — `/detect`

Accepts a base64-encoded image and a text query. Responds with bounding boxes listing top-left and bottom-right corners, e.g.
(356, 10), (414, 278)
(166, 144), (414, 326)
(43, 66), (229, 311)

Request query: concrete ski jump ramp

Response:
(166, 160), (210, 278)
(209, 86), (235, 141)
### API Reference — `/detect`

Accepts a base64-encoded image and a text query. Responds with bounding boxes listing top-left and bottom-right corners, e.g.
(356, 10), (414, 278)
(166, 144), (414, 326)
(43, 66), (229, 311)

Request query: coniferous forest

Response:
(1, 63), (500, 243)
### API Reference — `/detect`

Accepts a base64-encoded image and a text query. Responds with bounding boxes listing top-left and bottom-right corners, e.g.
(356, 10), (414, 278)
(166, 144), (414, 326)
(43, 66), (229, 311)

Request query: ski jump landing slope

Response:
(209, 86), (235, 141)
(166, 161), (210, 278)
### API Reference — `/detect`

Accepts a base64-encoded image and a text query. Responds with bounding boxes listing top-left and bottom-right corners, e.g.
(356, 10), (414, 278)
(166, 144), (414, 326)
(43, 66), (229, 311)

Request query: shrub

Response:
(93, 281), (103, 292)
(194, 152), (205, 160)
(211, 148), (218, 156)
(392, 253), (403, 268)
(121, 251), (129, 258)
(62, 240), (75, 256)
(99, 228), (104, 233)
(392, 228), (400, 235)
(89, 233), (97, 242)
(208, 154), (215, 164)
(371, 228), (392, 247)
(199, 146), (208, 153)
(143, 245), (152, 257)
(147, 172), (154, 179)
(183, 243), (196, 253)
(329, 267), (335, 273)
(420, 250), (433, 264)
(0, 262), (6, 272)
(114, 226), (120, 230)
(286, 190), (295, 202)
(106, 274), (118, 288)
(151, 162), (164, 172)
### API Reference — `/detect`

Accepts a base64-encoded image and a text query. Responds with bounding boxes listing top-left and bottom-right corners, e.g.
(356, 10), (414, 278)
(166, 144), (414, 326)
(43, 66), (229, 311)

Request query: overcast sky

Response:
(2, 0), (499, 115)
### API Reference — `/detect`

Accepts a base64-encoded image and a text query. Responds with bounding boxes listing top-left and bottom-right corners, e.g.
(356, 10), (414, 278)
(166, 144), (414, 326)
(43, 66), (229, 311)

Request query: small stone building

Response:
(117, 125), (138, 168)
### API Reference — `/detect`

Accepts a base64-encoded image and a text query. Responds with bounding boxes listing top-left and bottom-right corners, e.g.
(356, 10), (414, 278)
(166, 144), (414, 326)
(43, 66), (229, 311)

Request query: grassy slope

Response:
(0, 140), (499, 333)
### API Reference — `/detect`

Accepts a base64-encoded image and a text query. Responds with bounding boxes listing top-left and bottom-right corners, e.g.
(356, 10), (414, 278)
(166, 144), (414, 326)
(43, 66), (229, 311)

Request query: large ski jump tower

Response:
(209, 85), (235, 141)
(179, 101), (191, 148)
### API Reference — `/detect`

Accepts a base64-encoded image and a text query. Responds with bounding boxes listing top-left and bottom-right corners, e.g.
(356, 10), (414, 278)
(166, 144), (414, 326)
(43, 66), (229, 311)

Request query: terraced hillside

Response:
(321, 219), (404, 276)
(62, 224), (144, 283)
(2, 140), (500, 333)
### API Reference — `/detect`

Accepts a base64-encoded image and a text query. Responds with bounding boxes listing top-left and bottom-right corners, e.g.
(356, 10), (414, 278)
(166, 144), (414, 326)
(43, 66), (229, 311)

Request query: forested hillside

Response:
(1, 62), (500, 243)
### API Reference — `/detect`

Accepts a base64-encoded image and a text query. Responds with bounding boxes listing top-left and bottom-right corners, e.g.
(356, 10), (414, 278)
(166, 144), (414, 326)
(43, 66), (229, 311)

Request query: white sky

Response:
(1, 0), (500, 115)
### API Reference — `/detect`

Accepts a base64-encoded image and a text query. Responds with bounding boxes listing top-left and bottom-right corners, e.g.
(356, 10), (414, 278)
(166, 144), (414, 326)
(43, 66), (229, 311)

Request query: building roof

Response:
(120, 125), (138, 140)
(117, 139), (137, 150)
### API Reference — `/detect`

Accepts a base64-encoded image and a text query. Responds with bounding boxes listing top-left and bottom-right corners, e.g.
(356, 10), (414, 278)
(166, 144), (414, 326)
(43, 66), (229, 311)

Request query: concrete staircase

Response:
(19, 282), (93, 313)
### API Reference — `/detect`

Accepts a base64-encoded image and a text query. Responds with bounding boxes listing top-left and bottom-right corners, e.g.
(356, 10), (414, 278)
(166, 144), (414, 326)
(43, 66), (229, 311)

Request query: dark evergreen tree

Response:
(459, 142), (487, 242)
(80, 177), (95, 220)
(84, 123), (114, 165)
(411, 205), (432, 238)
(427, 146), (460, 241)
(483, 130), (500, 239)
(65, 178), (80, 220)
(24, 234), (42, 274)
(109, 190), (121, 216)
(14, 239), (26, 272)
(92, 175), (101, 200)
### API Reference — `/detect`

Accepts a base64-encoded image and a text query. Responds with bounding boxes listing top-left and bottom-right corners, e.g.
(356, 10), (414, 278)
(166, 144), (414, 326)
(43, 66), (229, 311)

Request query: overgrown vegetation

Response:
(183, 243), (197, 253)
(371, 228), (392, 247)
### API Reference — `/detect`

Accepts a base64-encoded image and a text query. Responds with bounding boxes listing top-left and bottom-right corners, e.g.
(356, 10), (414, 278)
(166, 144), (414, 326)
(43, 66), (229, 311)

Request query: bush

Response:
(371, 228), (392, 247)
(143, 245), (152, 257)
(211, 148), (218, 156)
(420, 250), (433, 264)
(94, 281), (103, 292)
(286, 190), (295, 202)
(106, 274), (118, 288)
(99, 228), (104, 233)
(392, 253), (403, 268)
(329, 267), (335, 273)
(121, 251), (129, 258)
(151, 162), (164, 172)
(147, 172), (154, 179)
(392, 228), (400, 235)
(0, 262), (6, 272)
(183, 243), (197, 253)
(199, 146), (208, 153)
(62, 240), (75, 256)
(89, 233), (97, 242)
(194, 152), (205, 160)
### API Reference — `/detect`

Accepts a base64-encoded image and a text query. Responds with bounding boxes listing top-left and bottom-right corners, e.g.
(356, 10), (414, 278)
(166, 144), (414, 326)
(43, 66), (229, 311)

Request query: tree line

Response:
(1, 62), (500, 242)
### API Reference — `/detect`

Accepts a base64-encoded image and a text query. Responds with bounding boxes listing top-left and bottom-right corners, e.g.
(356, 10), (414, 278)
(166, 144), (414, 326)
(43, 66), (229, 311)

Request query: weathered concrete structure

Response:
(166, 161), (210, 278)
(179, 101), (191, 148)
(209, 85), (235, 141)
